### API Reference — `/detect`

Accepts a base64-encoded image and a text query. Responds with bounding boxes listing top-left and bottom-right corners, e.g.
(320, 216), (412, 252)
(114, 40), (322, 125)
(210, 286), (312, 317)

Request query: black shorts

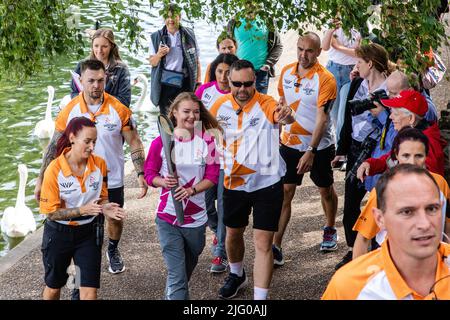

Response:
(280, 144), (335, 188)
(108, 186), (124, 208)
(223, 181), (283, 232)
(41, 220), (102, 289)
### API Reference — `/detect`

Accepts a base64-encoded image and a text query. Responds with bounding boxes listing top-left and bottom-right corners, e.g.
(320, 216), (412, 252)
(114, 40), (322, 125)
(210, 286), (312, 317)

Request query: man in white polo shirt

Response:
(35, 59), (148, 278)
(209, 59), (295, 300)
(273, 32), (338, 266)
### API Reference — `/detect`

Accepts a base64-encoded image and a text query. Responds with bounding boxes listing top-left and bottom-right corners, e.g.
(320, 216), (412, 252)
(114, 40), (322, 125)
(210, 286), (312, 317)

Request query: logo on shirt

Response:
(103, 117), (118, 132)
(302, 83), (315, 96)
(89, 176), (99, 191)
(60, 182), (74, 189)
(249, 117), (260, 127)
(203, 93), (212, 102)
(217, 114), (231, 129)
(59, 181), (77, 195)
(283, 78), (293, 89)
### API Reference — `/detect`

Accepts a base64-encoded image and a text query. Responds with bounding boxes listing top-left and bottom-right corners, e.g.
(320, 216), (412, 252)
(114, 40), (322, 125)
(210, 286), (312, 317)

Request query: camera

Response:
(346, 136), (378, 184)
(348, 89), (389, 116)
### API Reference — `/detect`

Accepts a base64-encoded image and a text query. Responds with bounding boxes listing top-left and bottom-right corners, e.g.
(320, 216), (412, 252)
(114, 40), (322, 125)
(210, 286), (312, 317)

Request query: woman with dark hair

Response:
(144, 92), (220, 299)
(71, 28), (131, 107)
(196, 53), (238, 109)
(352, 127), (450, 259)
(195, 53), (237, 273)
(40, 117), (125, 300)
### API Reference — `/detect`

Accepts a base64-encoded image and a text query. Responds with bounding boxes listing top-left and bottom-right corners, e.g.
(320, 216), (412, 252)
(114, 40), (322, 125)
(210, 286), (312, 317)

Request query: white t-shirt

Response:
(149, 31), (183, 72)
(327, 28), (360, 66)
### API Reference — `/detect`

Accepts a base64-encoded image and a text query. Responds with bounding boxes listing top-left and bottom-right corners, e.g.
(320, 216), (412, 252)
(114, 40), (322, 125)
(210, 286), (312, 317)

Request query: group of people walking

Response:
(34, 3), (450, 300)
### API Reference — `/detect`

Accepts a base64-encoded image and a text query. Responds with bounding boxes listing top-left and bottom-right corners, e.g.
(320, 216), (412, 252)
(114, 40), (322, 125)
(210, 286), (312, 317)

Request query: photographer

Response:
(332, 43), (394, 270)
(357, 89), (446, 178)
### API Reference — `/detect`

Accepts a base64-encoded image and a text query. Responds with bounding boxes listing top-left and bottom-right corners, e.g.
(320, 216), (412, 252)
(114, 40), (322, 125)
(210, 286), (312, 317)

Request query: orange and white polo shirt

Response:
(209, 92), (286, 192)
(40, 148), (108, 226)
(55, 92), (132, 189)
(354, 172), (450, 242)
(278, 62), (337, 151)
(322, 240), (450, 300)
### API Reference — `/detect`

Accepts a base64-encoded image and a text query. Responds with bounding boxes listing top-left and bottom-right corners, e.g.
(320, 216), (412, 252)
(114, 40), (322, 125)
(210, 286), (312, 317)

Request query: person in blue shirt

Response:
(227, 9), (282, 94)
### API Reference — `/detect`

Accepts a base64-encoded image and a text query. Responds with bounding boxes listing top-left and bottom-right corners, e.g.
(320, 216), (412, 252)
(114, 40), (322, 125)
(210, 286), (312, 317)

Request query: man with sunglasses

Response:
(323, 164), (450, 300)
(209, 59), (295, 300)
(273, 32), (338, 265)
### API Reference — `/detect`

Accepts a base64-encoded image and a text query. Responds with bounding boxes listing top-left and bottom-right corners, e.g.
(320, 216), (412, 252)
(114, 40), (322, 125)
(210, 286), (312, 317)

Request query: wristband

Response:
(137, 171), (144, 177)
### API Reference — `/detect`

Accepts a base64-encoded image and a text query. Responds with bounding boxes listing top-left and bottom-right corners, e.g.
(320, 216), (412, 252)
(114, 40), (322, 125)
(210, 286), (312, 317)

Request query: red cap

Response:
(380, 90), (428, 117)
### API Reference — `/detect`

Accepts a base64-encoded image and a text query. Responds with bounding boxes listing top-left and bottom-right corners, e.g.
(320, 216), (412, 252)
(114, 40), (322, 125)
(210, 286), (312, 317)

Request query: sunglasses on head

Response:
(231, 81), (254, 88)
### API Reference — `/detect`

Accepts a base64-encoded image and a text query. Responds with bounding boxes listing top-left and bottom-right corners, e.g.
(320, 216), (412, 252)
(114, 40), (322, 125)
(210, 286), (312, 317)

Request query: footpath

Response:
(1, 17), (449, 299)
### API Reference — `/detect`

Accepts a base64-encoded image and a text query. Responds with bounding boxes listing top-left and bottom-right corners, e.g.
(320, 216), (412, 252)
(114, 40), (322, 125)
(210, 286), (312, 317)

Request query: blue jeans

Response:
(326, 61), (354, 137)
(205, 169), (226, 258)
(156, 217), (206, 300)
(255, 69), (269, 94)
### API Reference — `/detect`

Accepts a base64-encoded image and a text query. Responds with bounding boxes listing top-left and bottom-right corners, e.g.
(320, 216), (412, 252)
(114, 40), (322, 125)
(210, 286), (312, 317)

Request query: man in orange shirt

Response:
(35, 59), (147, 281)
(323, 164), (450, 300)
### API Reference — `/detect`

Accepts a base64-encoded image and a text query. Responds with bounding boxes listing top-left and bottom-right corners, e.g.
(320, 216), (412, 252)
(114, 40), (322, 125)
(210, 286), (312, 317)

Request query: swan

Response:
(1, 164), (36, 238)
(59, 94), (72, 110)
(132, 74), (156, 112)
(34, 86), (55, 139)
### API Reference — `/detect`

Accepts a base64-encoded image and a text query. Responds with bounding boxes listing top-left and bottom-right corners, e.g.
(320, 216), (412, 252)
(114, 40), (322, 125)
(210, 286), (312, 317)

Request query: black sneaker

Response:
(106, 248), (125, 274)
(272, 244), (285, 266)
(334, 251), (353, 270)
(219, 270), (248, 299)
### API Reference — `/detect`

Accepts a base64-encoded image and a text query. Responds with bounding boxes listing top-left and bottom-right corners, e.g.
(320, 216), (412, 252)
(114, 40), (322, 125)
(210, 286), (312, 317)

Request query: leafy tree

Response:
(1, 0), (448, 82)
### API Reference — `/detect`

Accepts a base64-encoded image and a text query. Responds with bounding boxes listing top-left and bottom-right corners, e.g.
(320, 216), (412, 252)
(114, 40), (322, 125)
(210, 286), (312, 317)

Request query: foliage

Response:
(0, 0), (84, 82)
(0, 0), (448, 82)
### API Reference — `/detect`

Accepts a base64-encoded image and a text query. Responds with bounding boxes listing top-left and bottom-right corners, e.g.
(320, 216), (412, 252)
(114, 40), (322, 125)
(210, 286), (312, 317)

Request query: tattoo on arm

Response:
(48, 207), (81, 221)
(131, 147), (145, 173)
(39, 131), (63, 179)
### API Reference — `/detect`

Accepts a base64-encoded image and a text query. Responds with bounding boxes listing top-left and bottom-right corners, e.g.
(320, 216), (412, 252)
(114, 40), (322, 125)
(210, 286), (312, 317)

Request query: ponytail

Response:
(55, 117), (96, 157)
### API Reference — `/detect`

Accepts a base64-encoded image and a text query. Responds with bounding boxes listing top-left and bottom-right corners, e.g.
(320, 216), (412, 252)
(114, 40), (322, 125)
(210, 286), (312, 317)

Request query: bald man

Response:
(385, 70), (438, 123)
(273, 32), (338, 265)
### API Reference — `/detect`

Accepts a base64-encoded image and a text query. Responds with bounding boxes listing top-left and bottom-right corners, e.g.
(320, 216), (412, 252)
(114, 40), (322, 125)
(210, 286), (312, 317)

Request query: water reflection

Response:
(0, 0), (221, 256)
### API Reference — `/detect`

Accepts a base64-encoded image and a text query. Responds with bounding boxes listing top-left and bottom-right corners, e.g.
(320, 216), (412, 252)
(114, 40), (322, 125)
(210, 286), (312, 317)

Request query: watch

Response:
(306, 146), (318, 154)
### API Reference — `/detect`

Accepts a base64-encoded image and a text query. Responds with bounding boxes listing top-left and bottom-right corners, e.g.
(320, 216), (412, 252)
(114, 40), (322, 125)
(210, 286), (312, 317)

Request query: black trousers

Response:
(158, 78), (191, 116)
(342, 139), (367, 248)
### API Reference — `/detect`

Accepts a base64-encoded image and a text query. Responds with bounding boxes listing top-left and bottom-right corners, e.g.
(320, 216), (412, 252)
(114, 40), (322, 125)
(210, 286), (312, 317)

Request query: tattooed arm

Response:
(123, 129), (148, 199)
(47, 199), (102, 221)
(34, 131), (63, 202)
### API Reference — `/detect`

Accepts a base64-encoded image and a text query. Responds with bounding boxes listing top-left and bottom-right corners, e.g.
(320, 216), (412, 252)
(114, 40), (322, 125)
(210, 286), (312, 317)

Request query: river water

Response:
(0, 0), (221, 257)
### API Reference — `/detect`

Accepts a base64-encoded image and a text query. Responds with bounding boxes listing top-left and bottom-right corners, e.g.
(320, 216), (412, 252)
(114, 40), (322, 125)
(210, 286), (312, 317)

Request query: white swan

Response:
(132, 74), (156, 112)
(34, 86), (55, 139)
(1, 164), (36, 238)
(59, 94), (72, 110)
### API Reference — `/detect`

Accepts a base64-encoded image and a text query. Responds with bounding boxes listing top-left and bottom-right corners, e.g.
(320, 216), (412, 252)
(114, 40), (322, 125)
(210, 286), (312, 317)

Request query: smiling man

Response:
(322, 164), (450, 300)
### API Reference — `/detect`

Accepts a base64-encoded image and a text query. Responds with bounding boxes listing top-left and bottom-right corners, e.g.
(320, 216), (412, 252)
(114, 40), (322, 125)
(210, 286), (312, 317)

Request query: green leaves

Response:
(0, 0), (84, 82)
(0, 0), (448, 82)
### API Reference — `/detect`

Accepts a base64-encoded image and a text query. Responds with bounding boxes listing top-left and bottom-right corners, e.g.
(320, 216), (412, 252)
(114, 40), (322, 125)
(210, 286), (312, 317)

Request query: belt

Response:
(46, 219), (96, 233)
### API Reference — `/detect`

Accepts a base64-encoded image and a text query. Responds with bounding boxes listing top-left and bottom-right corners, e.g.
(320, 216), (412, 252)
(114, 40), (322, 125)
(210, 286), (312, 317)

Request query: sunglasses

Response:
(231, 81), (254, 88)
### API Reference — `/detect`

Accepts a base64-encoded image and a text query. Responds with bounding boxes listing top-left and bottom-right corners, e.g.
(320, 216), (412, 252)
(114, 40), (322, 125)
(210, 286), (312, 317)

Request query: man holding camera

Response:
(358, 89), (446, 178)
(272, 32), (338, 265)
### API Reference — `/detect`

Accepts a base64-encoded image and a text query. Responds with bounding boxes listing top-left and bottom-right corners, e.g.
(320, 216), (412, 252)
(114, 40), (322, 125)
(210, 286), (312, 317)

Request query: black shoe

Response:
(106, 248), (126, 274)
(71, 289), (80, 300)
(272, 244), (285, 266)
(219, 270), (248, 299)
(335, 251), (353, 270)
